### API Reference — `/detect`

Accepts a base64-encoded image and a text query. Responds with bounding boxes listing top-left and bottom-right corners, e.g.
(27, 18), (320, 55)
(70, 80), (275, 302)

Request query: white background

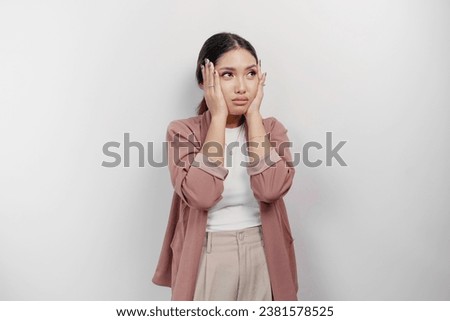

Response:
(0, 0), (449, 300)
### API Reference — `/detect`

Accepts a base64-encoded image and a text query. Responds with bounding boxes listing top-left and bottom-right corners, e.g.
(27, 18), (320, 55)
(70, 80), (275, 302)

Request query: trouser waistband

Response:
(203, 225), (264, 253)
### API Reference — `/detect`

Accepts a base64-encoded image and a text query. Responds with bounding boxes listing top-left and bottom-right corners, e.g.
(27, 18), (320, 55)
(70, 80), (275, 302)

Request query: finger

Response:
(258, 70), (266, 87)
(204, 59), (211, 92)
(255, 72), (266, 96)
(209, 61), (216, 92)
(201, 63), (206, 90)
(262, 72), (267, 87)
(206, 59), (214, 93)
(213, 68), (220, 95)
(257, 59), (262, 79)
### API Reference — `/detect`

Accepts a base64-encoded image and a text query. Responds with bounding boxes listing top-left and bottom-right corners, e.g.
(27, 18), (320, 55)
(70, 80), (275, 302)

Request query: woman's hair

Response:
(195, 32), (258, 115)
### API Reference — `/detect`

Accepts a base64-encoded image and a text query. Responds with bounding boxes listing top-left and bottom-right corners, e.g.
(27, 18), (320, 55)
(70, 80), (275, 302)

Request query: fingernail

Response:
(205, 58), (209, 64)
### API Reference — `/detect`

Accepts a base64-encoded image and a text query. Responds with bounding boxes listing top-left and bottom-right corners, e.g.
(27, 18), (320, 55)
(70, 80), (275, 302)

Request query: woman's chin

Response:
(227, 105), (248, 115)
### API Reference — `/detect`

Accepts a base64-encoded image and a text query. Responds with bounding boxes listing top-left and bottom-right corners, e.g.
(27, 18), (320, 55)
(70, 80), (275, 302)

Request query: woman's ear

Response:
(198, 83), (204, 90)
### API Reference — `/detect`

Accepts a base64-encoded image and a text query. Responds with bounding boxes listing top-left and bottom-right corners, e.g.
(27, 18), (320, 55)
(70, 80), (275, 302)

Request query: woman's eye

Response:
(221, 70), (257, 78)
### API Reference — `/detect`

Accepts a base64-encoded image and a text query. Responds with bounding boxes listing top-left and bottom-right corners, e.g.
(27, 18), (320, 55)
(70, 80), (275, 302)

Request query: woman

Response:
(152, 32), (298, 301)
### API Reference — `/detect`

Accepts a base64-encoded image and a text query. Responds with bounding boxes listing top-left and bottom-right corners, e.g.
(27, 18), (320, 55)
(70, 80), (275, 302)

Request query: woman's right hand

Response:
(201, 58), (228, 120)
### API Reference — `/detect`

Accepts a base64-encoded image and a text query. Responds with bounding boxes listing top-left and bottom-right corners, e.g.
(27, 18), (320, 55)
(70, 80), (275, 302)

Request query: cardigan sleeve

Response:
(246, 117), (295, 203)
(166, 120), (229, 211)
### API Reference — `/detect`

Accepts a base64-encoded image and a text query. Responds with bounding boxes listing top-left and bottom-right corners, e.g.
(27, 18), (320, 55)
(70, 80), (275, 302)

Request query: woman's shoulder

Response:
(167, 114), (203, 134)
(262, 115), (288, 134)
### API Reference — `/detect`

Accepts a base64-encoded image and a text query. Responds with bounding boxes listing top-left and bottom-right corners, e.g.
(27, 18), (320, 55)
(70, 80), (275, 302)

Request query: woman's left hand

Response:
(245, 59), (267, 118)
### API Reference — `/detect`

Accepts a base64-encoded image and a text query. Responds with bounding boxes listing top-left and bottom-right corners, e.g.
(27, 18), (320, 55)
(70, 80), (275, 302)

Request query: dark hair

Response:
(195, 32), (258, 115)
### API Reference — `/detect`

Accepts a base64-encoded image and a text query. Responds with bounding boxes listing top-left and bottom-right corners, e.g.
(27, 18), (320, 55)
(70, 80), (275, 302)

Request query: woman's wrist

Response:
(245, 111), (262, 123)
(211, 113), (228, 125)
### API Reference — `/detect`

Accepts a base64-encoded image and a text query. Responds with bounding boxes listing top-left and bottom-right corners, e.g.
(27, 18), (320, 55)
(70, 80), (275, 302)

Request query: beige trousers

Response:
(193, 225), (273, 301)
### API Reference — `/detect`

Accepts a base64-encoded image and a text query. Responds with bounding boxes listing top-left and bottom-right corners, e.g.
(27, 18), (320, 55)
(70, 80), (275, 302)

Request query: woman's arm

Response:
(246, 117), (295, 203)
(167, 119), (228, 211)
(166, 59), (229, 210)
(199, 115), (226, 167)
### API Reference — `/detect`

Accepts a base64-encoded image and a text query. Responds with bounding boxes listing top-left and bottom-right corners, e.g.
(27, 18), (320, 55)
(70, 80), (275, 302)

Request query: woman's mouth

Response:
(232, 99), (248, 106)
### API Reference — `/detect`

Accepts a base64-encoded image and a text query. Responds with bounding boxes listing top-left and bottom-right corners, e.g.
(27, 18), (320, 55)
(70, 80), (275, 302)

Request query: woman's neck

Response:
(226, 115), (245, 128)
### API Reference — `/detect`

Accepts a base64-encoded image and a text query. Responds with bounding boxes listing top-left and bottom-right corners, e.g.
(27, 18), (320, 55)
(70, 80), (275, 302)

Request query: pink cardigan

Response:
(152, 110), (298, 300)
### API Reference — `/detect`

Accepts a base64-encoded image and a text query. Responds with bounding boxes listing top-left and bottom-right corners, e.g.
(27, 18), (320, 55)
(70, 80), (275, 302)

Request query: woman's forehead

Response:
(216, 49), (256, 68)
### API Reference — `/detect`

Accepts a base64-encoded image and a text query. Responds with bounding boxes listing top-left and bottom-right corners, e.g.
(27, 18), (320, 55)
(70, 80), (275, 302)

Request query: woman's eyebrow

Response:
(218, 64), (257, 71)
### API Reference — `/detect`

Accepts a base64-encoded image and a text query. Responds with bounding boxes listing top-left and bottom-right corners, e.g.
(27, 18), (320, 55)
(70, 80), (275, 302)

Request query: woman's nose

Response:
(235, 78), (247, 93)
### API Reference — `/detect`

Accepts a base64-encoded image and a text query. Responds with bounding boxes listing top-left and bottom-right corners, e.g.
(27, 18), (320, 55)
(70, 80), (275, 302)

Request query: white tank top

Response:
(206, 123), (261, 232)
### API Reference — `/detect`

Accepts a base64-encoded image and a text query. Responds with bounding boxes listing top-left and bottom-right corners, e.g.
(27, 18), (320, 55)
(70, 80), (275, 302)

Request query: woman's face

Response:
(213, 49), (259, 115)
